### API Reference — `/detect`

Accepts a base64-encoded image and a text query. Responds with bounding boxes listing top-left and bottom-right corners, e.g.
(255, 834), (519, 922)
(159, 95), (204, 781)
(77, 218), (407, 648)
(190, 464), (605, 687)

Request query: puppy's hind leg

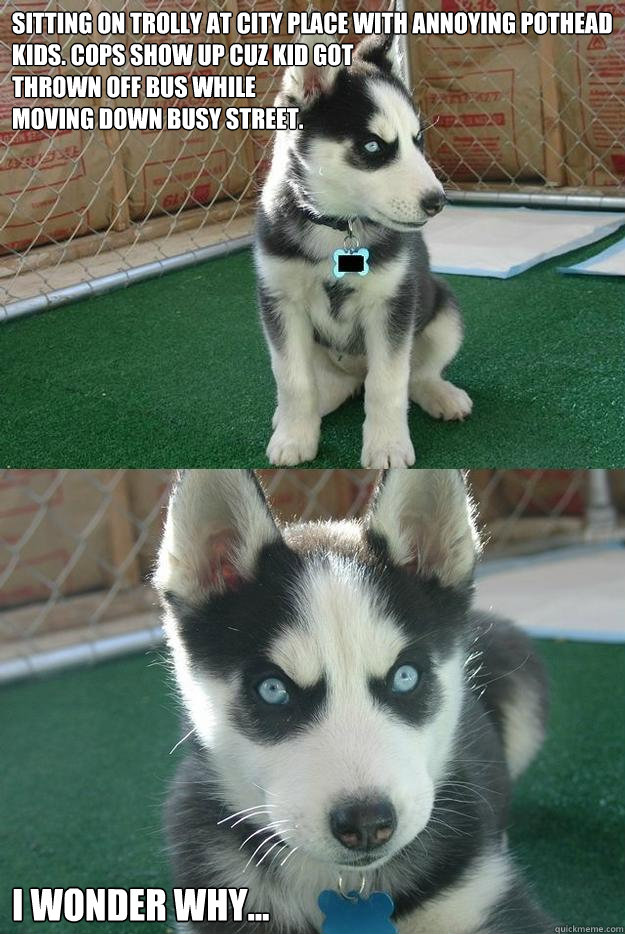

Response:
(313, 346), (364, 417)
(409, 302), (473, 421)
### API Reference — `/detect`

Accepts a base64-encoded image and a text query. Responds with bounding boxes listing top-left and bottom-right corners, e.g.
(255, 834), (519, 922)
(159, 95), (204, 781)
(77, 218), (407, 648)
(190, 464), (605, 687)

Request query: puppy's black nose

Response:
(421, 190), (446, 217)
(330, 798), (396, 850)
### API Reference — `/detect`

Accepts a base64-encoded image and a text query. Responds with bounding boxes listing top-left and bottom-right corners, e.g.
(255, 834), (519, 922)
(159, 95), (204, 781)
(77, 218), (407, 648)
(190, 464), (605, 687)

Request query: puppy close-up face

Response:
(156, 469), (478, 871)
(278, 36), (446, 229)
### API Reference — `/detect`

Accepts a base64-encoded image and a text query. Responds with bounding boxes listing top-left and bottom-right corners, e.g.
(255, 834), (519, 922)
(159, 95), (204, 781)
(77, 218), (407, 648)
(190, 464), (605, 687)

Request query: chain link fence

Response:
(1, 468), (623, 682)
(1, 0), (624, 316)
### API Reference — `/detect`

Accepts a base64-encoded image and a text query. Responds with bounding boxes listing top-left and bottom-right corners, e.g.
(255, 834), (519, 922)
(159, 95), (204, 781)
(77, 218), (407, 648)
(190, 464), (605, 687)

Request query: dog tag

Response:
(333, 248), (370, 278)
(318, 889), (397, 934)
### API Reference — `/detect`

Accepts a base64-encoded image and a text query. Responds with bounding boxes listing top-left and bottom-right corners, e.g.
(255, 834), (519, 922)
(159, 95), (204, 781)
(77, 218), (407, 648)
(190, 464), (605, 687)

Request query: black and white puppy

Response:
(155, 470), (553, 933)
(256, 36), (473, 467)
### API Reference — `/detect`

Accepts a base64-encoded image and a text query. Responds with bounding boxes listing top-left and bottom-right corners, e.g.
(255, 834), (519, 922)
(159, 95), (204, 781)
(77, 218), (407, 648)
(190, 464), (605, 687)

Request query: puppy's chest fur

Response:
(202, 830), (510, 934)
(258, 230), (411, 354)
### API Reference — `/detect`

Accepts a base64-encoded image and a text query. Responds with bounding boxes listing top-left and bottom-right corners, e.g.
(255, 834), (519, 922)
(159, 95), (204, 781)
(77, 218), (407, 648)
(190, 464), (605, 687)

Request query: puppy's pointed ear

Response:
(154, 470), (280, 603)
(354, 34), (402, 78)
(366, 470), (480, 587)
(280, 36), (342, 107)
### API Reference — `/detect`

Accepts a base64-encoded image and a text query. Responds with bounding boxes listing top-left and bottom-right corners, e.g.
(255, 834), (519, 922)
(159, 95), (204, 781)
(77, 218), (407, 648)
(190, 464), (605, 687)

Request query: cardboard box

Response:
(0, 0), (113, 254)
(0, 470), (115, 616)
(407, 0), (545, 182)
(234, 0), (293, 185)
(0, 109), (114, 254)
(109, 0), (249, 220)
(0, 0), (88, 78)
(556, 0), (625, 188)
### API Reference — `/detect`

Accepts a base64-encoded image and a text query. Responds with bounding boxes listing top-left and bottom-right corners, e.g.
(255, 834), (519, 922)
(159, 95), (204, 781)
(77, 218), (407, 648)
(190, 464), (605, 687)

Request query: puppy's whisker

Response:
(244, 831), (286, 872)
(428, 816), (471, 838)
(256, 836), (291, 868)
(419, 114), (440, 133)
(230, 810), (278, 829)
(217, 804), (277, 825)
(169, 729), (194, 756)
(267, 841), (291, 870)
(434, 805), (479, 822)
(279, 845), (300, 868)
(239, 820), (290, 850)
(252, 782), (280, 799)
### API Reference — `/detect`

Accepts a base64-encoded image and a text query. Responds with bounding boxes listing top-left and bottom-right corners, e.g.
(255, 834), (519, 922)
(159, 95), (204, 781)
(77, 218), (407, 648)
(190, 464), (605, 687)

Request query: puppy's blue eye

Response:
(363, 139), (381, 153)
(257, 677), (290, 705)
(391, 665), (419, 694)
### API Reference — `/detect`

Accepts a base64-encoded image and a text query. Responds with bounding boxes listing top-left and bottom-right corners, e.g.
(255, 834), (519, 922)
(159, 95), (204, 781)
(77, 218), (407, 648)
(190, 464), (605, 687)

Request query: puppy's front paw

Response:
(411, 378), (473, 421)
(267, 419), (320, 466)
(361, 424), (415, 468)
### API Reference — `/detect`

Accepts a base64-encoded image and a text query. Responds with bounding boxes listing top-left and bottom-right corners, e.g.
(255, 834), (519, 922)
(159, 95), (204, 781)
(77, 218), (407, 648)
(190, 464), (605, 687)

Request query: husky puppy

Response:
(256, 35), (473, 467)
(156, 470), (552, 934)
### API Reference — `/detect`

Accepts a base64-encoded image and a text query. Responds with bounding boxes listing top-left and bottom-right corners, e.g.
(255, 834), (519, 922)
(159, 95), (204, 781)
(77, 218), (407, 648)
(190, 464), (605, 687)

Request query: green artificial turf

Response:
(1, 640), (624, 933)
(2, 228), (625, 468)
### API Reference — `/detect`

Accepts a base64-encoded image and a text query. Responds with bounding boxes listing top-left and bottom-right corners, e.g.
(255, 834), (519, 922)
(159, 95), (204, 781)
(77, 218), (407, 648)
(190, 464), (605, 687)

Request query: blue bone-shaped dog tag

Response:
(319, 889), (397, 934)
(333, 248), (370, 278)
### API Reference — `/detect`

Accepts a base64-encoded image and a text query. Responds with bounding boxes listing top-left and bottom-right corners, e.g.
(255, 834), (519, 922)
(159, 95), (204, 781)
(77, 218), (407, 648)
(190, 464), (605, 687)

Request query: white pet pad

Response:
(423, 205), (625, 279)
(559, 235), (625, 277)
(475, 546), (625, 643)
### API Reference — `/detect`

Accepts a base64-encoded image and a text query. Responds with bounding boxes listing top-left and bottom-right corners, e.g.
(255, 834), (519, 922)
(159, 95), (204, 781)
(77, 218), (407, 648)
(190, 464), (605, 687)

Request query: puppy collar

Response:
(300, 209), (371, 233)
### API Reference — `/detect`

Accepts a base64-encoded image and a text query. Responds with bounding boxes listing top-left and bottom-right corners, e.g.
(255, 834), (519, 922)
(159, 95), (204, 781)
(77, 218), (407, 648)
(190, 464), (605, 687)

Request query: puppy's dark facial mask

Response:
(170, 531), (471, 757)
